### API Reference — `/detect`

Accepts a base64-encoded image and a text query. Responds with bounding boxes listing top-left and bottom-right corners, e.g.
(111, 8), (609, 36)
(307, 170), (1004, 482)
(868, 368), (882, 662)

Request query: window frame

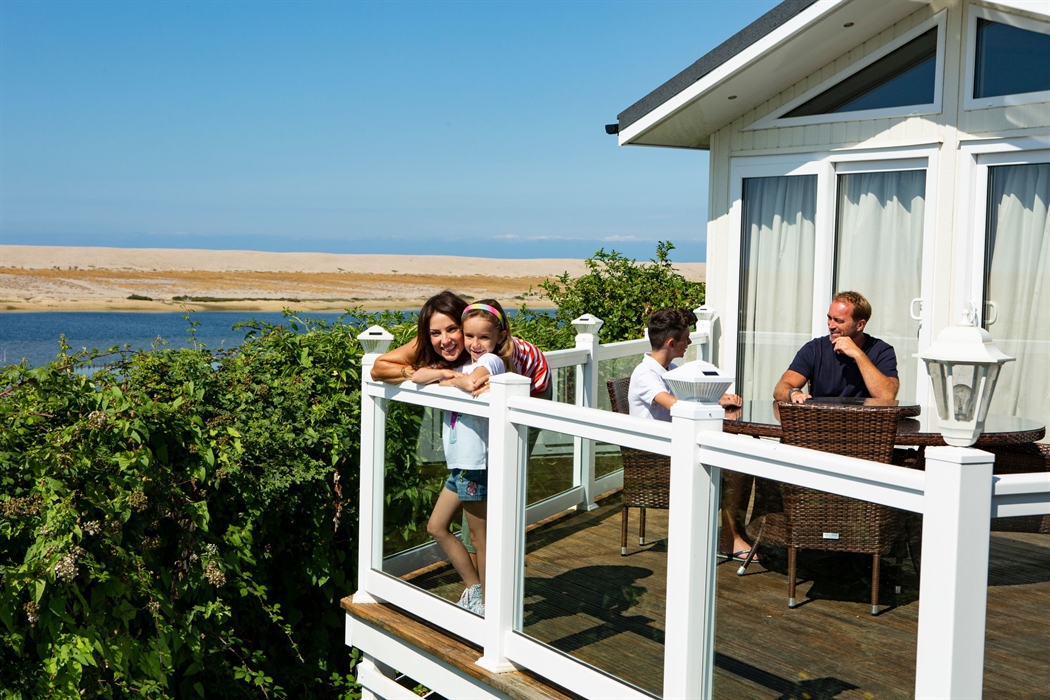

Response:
(963, 4), (1050, 111)
(725, 146), (938, 405)
(745, 12), (946, 131)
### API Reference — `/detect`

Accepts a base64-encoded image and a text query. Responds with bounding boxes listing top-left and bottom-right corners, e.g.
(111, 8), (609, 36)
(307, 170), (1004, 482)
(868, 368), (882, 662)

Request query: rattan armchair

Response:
(737, 402), (908, 614)
(607, 377), (671, 556)
(989, 442), (1050, 534)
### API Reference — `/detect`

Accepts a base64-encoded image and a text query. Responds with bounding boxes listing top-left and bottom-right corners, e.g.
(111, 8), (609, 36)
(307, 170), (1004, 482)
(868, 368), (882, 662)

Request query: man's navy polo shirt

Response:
(787, 335), (898, 398)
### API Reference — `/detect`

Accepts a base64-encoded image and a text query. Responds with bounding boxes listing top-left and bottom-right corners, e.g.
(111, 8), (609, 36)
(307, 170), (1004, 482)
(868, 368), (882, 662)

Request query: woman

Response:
(370, 290), (470, 382)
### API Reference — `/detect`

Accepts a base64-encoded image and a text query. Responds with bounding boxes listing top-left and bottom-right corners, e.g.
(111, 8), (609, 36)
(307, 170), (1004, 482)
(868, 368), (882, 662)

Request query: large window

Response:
(982, 162), (1049, 434)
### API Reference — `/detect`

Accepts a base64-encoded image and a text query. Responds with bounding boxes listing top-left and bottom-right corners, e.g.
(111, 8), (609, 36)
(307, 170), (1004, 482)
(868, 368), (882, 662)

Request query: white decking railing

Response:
(347, 313), (1050, 700)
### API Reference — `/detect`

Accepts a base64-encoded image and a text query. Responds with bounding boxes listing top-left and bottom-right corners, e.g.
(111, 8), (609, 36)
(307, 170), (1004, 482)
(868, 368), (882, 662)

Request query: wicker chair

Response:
(989, 442), (1050, 534)
(738, 402), (908, 614)
(607, 377), (671, 556)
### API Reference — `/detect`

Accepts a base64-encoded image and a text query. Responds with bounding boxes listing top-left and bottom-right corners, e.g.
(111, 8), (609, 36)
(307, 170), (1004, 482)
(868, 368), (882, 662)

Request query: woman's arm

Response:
(413, 367), (461, 385)
(370, 338), (420, 383)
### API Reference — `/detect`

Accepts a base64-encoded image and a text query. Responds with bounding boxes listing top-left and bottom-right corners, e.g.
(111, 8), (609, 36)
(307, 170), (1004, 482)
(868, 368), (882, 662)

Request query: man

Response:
(774, 291), (899, 403)
(628, 309), (749, 558)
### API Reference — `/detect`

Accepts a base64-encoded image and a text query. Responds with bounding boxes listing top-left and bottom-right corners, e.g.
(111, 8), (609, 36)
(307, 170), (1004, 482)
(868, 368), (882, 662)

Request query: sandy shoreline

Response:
(0, 245), (705, 312)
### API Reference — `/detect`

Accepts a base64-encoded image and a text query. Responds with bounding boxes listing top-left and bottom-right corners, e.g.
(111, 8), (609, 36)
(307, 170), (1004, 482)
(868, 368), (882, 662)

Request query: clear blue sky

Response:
(1, 1), (778, 261)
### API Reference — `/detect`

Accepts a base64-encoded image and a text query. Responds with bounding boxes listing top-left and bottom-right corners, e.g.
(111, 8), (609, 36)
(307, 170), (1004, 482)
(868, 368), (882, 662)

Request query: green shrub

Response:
(513, 241), (705, 347)
(0, 312), (423, 699)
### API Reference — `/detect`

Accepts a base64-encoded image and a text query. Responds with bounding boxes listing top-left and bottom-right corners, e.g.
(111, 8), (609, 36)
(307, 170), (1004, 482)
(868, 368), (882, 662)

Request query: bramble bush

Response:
(0, 242), (703, 698)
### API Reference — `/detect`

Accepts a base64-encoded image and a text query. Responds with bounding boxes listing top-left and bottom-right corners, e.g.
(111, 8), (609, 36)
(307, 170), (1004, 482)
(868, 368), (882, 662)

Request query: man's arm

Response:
(832, 337), (899, 399)
(370, 339), (420, 383)
(774, 370), (810, 403)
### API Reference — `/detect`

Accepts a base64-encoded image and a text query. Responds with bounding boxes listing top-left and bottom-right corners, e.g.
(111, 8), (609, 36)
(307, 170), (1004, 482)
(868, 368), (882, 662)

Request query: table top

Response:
(722, 399), (1046, 446)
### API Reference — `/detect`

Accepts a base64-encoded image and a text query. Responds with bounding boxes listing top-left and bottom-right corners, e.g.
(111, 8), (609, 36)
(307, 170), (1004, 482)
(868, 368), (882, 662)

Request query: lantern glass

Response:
(951, 364), (978, 422)
(928, 360), (950, 421)
(976, 363), (1001, 423)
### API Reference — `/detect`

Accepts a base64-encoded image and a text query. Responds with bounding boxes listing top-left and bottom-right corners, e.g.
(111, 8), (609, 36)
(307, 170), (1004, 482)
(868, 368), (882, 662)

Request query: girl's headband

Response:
(462, 303), (505, 328)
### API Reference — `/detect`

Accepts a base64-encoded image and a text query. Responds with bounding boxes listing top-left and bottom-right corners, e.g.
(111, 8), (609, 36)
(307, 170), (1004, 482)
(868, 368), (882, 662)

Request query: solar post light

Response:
(358, 325), (395, 355)
(916, 310), (1014, 447)
(663, 360), (733, 404)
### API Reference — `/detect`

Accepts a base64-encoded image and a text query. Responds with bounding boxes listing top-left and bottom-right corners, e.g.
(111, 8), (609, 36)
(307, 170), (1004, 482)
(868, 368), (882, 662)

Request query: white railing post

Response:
(477, 373), (532, 673)
(693, 306), (714, 364)
(353, 328), (394, 605)
(571, 314), (603, 511)
(663, 402), (724, 700)
(914, 446), (995, 699)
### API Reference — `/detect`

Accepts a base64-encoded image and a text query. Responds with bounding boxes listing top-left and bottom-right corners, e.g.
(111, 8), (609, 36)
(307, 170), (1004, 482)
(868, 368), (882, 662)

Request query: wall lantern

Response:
(663, 360), (733, 405)
(916, 311), (1014, 446)
(358, 326), (394, 355)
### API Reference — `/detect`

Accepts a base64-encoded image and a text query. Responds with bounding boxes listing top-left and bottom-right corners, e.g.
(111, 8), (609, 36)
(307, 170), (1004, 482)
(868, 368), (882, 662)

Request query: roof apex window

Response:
(784, 28), (937, 118)
(974, 17), (1050, 99)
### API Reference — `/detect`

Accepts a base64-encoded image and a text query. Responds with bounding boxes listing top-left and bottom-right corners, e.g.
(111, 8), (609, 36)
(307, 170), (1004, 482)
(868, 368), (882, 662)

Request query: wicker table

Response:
(723, 399), (1045, 446)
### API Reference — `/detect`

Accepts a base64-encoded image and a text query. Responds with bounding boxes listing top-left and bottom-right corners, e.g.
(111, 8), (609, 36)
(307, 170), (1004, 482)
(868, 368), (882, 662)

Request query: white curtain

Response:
(835, 171), (926, 402)
(738, 175), (816, 403)
(985, 163), (1050, 438)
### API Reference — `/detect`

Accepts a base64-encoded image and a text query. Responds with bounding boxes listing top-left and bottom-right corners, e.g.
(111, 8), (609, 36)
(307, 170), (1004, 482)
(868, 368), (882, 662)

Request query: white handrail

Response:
(351, 313), (1050, 700)
(698, 431), (927, 513)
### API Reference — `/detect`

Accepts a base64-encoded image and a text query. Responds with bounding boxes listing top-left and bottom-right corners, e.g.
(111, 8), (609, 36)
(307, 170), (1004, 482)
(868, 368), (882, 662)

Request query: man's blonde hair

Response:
(832, 291), (871, 324)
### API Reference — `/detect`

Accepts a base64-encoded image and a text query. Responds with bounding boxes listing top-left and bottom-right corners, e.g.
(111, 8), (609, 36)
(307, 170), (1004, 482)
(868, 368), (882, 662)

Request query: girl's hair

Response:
(414, 290), (470, 368)
(461, 299), (516, 373)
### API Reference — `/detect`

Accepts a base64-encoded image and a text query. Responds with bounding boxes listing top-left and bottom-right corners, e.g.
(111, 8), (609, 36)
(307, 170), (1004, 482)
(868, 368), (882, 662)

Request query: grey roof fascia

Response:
(617, 0), (820, 131)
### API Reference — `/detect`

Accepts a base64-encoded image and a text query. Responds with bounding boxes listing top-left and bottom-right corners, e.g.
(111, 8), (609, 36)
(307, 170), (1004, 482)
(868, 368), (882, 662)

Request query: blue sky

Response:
(1, 1), (778, 261)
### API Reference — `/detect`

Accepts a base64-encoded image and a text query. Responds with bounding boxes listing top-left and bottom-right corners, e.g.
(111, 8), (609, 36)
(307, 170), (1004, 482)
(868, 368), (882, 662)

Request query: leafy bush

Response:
(0, 312), (423, 699)
(513, 241), (705, 347)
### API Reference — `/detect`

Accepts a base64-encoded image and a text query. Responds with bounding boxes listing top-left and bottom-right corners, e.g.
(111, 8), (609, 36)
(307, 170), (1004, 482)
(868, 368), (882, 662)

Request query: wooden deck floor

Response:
(403, 493), (1050, 699)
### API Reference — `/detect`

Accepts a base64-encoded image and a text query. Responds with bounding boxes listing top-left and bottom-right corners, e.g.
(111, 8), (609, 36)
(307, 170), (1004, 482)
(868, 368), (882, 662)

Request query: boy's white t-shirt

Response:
(442, 353), (505, 470)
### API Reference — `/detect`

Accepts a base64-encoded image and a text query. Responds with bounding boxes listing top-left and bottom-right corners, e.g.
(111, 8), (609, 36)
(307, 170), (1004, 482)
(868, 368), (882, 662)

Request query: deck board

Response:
(394, 493), (1050, 698)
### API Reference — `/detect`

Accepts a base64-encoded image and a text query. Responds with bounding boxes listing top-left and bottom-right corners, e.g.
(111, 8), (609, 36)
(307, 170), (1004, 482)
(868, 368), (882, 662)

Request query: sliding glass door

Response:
(731, 154), (934, 405)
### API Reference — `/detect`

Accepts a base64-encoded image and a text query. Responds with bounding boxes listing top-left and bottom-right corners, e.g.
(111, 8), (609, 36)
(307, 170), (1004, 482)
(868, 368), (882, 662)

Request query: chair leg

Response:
(871, 554), (881, 616)
(737, 519), (766, 576)
(638, 507), (647, 546)
(788, 548), (798, 608)
(621, 505), (629, 556)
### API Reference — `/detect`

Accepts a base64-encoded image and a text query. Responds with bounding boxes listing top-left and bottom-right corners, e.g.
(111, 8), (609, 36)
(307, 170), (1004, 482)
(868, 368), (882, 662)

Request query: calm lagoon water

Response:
(0, 311), (350, 368)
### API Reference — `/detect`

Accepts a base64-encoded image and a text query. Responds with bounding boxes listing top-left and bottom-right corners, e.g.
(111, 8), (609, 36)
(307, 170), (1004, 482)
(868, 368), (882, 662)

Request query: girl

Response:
(411, 302), (511, 616)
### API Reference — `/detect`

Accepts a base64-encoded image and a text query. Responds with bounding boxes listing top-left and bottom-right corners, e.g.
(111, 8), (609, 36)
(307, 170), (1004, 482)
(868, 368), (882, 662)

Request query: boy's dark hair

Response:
(648, 309), (695, 350)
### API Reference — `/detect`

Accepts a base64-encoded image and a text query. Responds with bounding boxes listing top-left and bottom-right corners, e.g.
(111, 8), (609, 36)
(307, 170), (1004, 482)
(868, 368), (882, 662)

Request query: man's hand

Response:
(789, 389), (811, 404)
(831, 335), (864, 360)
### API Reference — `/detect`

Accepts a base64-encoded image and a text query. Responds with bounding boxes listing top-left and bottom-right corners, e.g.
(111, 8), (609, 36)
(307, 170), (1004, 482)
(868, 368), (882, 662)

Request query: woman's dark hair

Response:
(414, 290), (470, 368)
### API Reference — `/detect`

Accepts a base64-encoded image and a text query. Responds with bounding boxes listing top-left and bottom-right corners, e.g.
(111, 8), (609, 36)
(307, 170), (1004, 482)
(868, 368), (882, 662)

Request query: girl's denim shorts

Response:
(444, 468), (487, 502)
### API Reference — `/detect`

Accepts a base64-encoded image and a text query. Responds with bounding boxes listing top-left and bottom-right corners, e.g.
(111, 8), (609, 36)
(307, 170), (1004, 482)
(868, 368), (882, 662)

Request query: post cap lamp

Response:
(663, 360), (733, 405)
(571, 314), (604, 336)
(916, 311), (1014, 446)
(358, 326), (395, 355)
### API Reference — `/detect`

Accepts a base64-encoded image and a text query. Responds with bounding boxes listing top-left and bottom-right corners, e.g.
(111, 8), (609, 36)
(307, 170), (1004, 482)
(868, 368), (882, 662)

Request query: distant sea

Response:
(0, 311), (352, 369)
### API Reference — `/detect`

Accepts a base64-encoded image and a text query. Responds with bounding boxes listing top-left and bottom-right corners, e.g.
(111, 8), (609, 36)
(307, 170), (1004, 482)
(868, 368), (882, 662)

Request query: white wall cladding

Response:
(703, 0), (1049, 372)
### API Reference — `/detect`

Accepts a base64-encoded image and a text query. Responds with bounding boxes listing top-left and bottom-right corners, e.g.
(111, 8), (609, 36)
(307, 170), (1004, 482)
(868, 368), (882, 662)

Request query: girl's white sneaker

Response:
(457, 584), (482, 611)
